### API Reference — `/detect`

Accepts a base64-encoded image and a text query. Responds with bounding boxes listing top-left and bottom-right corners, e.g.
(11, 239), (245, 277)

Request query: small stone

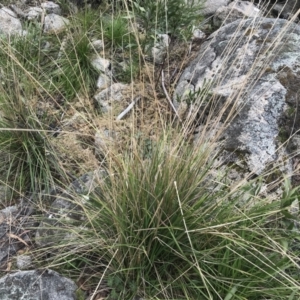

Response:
(1, 205), (18, 216)
(91, 55), (111, 74)
(192, 28), (206, 41)
(201, 0), (231, 16)
(26, 7), (43, 21)
(151, 34), (170, 64)
(16, 255), (33, 270)
(41, 1), (62, 15)
(43, 14), (69, 34)
(94, 83), (128, 113)
(96, 74), (111, 90)
(90, 39), (104, 52)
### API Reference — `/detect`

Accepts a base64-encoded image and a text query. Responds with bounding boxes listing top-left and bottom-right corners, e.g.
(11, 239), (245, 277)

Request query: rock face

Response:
(174, 18), (300, 176)
(0, 269), (77, 300)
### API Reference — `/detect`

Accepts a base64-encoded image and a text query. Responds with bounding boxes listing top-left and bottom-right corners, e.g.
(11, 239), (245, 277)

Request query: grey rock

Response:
(94, 83), (129, 113)
(174, 18), (300, 176)
(90, 39), (104, 52)
(43, 14), (69, 34)
(25, 7), (43, 21)
(0, 202), (36, 269)
(213, 0), (261, 27)
(199, 0), (231, 16)
(0, 205), (18, 216)
(96, 74), (111, 90)
(0, 7), (23, 36)
(192, 28), (206, 41)
(41, 1), (62, 15)
(91, 55), (111, 74)
(0, 269), (77, 300)
(151, 34), (170, 64)
(16, 255), (33, 270)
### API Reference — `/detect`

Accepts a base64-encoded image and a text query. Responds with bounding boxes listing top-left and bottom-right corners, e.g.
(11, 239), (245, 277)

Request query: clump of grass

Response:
(47, 27), (99, 101)
(71, 7), (103, 35)
(0, 27), (65, 198)
(132, 0), (204, 45)
(0, 76), (63, 200)
(0, 23), (57, 90)
(45, 132), (300, 300)
(102, 14), (134, 49)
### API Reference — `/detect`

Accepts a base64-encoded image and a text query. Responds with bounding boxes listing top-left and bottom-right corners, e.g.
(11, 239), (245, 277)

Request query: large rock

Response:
(0, 7), (23, 36)
(0, 269), (77, 300)
(174, 18), (300, 177)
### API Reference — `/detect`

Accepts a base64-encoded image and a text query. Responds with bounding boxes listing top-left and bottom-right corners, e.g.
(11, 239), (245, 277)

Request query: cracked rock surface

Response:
(0, 269), (77, 300)
(174, 18), (300, 175)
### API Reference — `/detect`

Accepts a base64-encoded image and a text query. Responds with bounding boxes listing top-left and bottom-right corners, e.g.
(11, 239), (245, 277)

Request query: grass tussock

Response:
(46, 134), (300, 299)
(0, 29), (64, 200)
